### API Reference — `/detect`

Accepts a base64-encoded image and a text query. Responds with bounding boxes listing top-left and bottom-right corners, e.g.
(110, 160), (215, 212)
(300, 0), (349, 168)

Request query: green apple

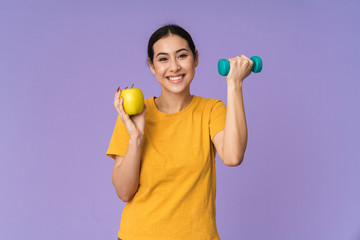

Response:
(120, 87), (144, 115)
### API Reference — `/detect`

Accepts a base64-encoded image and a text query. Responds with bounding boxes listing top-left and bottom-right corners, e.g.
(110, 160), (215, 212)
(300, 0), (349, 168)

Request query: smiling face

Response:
(148, 34), (198, 96)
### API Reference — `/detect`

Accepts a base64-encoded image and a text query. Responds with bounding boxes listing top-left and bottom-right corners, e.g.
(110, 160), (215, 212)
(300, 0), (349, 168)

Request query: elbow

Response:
(118, 193), (133, 202)
(224, 155), (244, 167)
(115, 189), (134, 202)
(221, 144), (247, 167)
(112, 180), (135, 202)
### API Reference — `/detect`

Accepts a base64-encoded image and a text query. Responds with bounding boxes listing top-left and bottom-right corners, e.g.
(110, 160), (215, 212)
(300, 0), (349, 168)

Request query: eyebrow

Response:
(155, 48), (190, 58)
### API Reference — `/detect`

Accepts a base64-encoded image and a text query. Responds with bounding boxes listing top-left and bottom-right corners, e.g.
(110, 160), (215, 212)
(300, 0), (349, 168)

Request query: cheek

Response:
(154, 64), (166, 75)
(186, 61), (196, 72)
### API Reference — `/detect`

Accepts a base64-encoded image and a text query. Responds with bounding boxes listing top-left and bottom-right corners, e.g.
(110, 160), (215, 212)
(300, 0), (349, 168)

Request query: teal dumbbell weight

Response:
(218, 56), (263, 76)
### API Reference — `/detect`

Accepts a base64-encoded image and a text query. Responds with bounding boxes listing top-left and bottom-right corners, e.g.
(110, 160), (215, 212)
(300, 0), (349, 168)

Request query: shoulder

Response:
(144, 97), (154, 105)
(144, 97), (156, 113)
(194, 95), (226, 110)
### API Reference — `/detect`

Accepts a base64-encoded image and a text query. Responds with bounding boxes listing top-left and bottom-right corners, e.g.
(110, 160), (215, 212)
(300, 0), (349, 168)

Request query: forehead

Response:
(152, 34), (190, 54)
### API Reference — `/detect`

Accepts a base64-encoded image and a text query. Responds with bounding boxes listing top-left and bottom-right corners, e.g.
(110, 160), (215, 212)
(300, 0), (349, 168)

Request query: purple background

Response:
(1, 0), (359, 239)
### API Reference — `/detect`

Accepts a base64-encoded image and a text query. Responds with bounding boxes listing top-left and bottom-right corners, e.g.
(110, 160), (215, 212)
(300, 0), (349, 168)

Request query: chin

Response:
(163, 84), (190, 95)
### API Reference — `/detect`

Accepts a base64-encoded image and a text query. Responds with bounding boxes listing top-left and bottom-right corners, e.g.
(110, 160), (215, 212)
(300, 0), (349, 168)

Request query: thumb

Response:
(139, 104), (147, 116)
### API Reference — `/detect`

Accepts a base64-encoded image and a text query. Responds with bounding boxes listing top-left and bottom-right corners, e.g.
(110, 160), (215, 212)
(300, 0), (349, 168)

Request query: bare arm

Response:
(112, 137), (142, 202)
(111, 88), (146, 202)
(213, 55), (252, 166)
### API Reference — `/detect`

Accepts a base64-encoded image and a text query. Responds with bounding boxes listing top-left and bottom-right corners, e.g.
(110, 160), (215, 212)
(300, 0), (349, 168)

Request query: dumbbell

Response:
(218, 56), (262, 76)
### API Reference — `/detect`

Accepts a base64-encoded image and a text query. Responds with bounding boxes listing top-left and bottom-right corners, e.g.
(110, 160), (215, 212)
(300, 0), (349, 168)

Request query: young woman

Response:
(106, 24), (253, 240)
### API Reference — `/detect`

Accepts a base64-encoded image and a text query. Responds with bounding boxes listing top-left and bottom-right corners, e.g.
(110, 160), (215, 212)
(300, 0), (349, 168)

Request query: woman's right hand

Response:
(114, 87), (146, 140)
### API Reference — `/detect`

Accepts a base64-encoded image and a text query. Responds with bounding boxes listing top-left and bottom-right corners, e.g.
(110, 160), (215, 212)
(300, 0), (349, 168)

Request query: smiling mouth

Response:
(167, 74), (185, 82)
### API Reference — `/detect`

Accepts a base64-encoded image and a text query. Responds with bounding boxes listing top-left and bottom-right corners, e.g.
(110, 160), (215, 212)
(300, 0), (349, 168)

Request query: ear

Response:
(148, 58), (156, 75)
(194, 50), (199, 67)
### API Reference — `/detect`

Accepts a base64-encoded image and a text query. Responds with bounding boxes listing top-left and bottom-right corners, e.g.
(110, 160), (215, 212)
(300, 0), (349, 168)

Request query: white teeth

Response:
(168, 76), (183, 81)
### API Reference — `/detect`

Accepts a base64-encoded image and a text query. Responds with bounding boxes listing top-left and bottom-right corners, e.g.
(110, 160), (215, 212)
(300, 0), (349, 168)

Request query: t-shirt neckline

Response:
(150, 95), (198, 117)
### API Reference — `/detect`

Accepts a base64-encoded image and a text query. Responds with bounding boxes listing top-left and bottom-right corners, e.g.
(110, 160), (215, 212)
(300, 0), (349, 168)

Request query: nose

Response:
(169, 59), (181, 72)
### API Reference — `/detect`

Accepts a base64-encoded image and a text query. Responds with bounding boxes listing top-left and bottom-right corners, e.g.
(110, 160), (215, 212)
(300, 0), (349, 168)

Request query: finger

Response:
(114, 87), (121, 103)
(139, 104), (147, 116)
(233, 56), (246, 65)
(236, 55), (251, 69)
(240, 55), (252, 63)
(114, 92), (119, 108)
(117, 97), (125, 115)
(228, 57), (236, 67)
(118, 97), (139, 134)
(118, 86), (122, 100)
(130, 103), (147, 119)
(115, 96), (123, 115)
(118, 97), (131, 122)
(132, 104), (147, 129)
(114, 95), (121, 111)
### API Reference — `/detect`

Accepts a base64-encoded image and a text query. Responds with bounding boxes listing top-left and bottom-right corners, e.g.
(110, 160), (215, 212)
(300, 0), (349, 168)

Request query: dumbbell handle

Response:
(218, 56), (263, 76)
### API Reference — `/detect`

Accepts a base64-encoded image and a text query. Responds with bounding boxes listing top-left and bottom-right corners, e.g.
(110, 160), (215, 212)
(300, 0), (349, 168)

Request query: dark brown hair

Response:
(147, 24), (197, 64)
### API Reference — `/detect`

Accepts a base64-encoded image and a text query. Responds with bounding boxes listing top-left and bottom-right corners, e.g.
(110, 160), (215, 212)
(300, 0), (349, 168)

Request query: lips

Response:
(167, 74), (185, 83)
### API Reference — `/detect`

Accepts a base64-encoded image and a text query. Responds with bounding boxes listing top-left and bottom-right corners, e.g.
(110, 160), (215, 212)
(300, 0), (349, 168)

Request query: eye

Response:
(178, 54), (188, 59)
(158, 57), (168, 62)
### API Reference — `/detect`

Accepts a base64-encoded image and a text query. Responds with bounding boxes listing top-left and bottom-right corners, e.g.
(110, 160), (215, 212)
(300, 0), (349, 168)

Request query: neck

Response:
(155, 91), (193, 114)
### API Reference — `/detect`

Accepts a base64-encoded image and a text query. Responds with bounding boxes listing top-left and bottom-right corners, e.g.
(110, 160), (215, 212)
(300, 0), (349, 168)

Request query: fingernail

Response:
(117, 87), (120, 92)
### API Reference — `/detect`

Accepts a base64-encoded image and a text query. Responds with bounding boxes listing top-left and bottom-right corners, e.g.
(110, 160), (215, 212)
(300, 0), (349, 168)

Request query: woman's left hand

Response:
(226, 55), (254, 86)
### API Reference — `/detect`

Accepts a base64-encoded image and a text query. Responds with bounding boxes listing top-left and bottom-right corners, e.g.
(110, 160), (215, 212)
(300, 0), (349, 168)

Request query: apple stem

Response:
(131, 84), (134, 88)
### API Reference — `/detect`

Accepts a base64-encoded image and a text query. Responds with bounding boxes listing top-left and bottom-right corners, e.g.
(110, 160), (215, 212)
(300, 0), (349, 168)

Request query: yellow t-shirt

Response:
(106, 95), (227, 240)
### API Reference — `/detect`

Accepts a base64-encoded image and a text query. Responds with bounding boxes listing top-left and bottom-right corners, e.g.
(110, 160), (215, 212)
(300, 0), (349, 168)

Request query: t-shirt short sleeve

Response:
(106, 115), (130, 160)
(209, 99), (227, 140)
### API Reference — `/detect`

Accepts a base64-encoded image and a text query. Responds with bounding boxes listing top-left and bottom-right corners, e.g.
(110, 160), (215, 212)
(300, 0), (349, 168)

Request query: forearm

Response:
(223, 83), (248, 165)
(112, 137), (143, 201)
